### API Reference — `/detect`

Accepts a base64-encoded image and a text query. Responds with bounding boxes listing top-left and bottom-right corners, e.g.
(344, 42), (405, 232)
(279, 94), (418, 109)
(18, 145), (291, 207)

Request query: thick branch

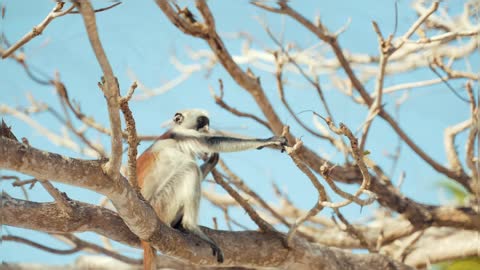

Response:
(2, 194), (140, 246)
(2, 194), (413, 269)
(156, 0), (285, 135)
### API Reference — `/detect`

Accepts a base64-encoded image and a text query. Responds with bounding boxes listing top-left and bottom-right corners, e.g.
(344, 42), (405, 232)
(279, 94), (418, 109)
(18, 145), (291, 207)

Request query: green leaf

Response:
(435, 257), (480, 270)
(436, 180), (469, 204)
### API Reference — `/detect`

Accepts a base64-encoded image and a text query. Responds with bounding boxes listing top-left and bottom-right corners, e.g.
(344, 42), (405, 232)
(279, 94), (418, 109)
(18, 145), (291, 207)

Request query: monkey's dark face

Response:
(196, 115), (210, 131)
(173, 109), (210, 132)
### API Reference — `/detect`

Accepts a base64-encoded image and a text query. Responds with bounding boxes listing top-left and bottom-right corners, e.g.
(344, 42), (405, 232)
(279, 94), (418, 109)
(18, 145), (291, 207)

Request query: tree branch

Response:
(0, 137), (420, 268)
(75, 0), (123, 180)
(1, 2), (75, 59)
(253, 0), (471, 189)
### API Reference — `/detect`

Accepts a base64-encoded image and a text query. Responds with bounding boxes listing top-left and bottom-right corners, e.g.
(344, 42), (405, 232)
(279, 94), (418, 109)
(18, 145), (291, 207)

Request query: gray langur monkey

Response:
(137, 109), (287, 269)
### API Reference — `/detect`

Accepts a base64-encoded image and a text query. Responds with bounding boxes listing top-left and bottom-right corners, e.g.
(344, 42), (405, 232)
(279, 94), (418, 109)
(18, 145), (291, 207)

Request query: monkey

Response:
(137, 109), (287, 270)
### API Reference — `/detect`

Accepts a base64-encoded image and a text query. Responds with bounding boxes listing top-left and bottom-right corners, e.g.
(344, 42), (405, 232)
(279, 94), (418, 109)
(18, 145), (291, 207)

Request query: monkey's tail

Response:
(142, 240), (156, 270)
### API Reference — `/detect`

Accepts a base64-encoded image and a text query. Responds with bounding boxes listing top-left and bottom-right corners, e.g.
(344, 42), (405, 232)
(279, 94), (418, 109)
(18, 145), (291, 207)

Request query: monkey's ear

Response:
(173, 113), (184, 125)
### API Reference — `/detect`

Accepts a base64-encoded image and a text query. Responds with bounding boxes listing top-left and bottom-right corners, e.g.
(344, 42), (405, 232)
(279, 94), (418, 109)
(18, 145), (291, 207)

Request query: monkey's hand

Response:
(257, 136), (288, 152)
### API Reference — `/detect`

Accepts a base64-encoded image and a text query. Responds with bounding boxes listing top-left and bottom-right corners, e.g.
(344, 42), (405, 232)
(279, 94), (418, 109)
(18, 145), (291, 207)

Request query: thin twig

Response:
(53, 80), (107, 157)
(262, 22), (334, 121)
(428, 62), (471, 103)
(39, 180), (74, 215)
(0, 104), (81, 152)
(120, 81), (140, 192)
(218, 159), (291, 228)
(53, 79), (156, 142)
(382, 77), (463, 96)
(334, 209), (375, 252)
(274, 52), (334, 141)
(284, 134), (327, 246)
(319, 165), (377, 208)
(0, 46), (52, 85)
(444, 120), (471, 173)
(408, 30), (480, 44)
(315, 114), (377, 207)
(2, 234), (141, 265)
(393, 1), (440, 53)
(3, 235), (81, 254)
(1, 2), (75, 58)
(395, 230), (425, 262)
(69, 1), (122, 14)
(211, 169), (275, 233)
(359, 21), (391, 152)
(209, 79), (271, 131)
(465, 82), (478, 181)
(59, 233), (142, 265)
(1, 176), (33, 199)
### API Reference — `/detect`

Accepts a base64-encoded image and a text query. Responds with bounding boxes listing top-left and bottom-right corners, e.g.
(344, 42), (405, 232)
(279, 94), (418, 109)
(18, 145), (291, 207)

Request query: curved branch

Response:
(75, 0), (123, 180)
(2, 235), (81, 255)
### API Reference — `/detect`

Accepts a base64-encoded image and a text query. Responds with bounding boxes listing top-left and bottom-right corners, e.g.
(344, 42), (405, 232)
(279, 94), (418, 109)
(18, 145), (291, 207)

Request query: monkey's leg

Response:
(179, 165), (224, 263)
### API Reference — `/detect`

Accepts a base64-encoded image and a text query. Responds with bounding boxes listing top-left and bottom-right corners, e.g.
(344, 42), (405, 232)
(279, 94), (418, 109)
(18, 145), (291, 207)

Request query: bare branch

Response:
(1, 2), (75, 58)
(393, 1), (440, 53)
(465, 82), (478, 184)
(284, 137), (326, 245)
(209, 79), (271, 131)
(2, 234), (141, 265)
(359, 21), (390, 152)
(157, 0), (286, 135)
(119, 81), (140, 193)
(255, 0), (471, 188)
(218, 159), (291, 228)
(39, 180), (75, 215)
(2, 185), (414, 268)
(444, 120), (471, 174)
(211, 169), (275, 233)
(3, 235), (81, 255)
(69, 1), (122, 14)
(274, 53), (334, 141)
(75, 0), (123, 180)
(333, 209), (375, 252)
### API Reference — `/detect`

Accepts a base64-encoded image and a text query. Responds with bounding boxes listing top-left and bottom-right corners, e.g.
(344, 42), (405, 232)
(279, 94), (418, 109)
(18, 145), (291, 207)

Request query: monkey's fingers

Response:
(209, 243), (224, 263)
(266, 136), (288, 152)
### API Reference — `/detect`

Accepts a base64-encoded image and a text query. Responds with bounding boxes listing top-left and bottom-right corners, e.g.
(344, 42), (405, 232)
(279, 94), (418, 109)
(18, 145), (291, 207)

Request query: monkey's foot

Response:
(209, 242), (224, 263)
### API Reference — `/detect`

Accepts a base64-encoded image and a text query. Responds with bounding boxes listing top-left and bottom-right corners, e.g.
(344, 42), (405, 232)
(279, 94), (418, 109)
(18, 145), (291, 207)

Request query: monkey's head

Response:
(173, 109), (210, 133)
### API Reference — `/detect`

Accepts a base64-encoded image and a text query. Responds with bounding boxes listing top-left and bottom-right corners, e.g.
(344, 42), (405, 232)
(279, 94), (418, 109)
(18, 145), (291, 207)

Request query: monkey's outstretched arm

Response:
(175, 132), (288, 153)
(205, 136), (287, 152)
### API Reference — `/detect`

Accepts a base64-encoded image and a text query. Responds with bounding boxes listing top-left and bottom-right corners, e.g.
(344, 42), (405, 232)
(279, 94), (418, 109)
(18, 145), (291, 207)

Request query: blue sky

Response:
(1, 0), (475, 265)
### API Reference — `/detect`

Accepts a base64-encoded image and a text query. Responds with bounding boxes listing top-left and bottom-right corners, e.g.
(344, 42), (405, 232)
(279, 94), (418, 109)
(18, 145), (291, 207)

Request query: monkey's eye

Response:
(173, 113), (184, 124)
